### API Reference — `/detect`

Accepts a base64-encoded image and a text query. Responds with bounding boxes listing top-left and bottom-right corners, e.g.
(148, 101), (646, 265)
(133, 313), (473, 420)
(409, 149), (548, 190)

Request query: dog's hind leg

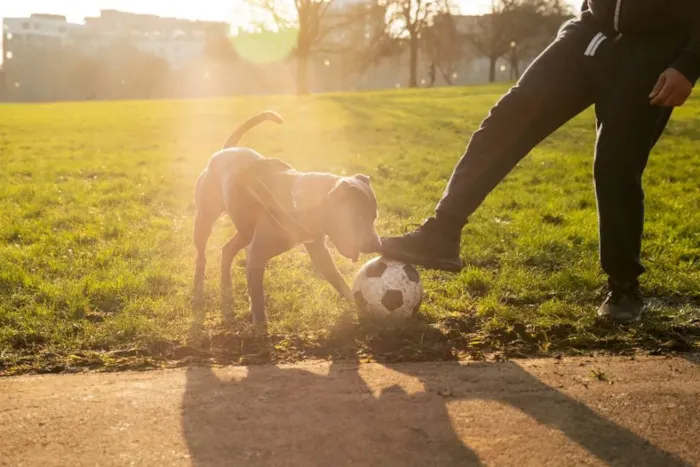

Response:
(192, 171), (224, 304)
(220, 231), (252, 311)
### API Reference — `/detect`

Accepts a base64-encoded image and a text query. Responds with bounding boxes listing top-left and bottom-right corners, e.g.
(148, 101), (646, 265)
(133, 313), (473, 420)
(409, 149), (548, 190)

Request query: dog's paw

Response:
(250, 318), (269, 338)
(341, 288), (355, 302)
(250, 307), (268, 324)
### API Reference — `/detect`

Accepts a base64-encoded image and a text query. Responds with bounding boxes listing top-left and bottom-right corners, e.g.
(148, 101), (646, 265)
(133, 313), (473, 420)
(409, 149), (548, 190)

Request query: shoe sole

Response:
(597, 308), (645, 323)
(598, 313), (642, 323)
(380, 247), (464, 273)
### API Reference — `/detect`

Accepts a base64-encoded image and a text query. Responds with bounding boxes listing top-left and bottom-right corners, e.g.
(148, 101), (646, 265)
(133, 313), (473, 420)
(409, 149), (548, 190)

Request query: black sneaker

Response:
(597, 279), (644, 323)
(380, 217), (464, 272)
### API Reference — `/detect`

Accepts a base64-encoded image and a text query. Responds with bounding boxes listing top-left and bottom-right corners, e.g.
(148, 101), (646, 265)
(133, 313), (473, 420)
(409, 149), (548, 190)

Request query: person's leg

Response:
(594, 35), (682, 322)
(381, 16), (610, 271)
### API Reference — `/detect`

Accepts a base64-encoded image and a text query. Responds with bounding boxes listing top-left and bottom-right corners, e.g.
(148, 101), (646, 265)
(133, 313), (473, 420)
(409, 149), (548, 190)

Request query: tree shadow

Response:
(181, 320), (691, 467)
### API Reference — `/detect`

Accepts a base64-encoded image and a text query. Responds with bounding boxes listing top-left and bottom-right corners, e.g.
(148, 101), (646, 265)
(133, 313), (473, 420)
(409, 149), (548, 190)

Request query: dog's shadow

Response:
(181, 359), (481, 466)
(180, 324), (689, 466)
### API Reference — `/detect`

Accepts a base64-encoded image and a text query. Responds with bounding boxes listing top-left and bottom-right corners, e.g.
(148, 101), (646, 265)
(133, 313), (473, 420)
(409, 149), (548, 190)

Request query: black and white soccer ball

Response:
(352, 257), (424, 319)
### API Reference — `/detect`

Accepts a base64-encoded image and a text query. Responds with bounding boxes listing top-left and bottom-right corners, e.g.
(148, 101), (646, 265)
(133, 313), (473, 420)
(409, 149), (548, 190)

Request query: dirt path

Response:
(1, 355), (699, 466)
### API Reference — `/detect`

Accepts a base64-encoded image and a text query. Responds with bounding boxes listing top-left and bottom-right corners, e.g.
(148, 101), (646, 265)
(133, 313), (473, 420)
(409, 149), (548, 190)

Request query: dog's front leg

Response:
(220, 232), (251, 310)
(305, 239), (353, 301)
(246, 228), (294, 326)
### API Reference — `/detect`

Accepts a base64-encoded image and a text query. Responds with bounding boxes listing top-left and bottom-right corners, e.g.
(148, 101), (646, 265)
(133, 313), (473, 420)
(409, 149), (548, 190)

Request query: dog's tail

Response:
(222, 111), (284, 149)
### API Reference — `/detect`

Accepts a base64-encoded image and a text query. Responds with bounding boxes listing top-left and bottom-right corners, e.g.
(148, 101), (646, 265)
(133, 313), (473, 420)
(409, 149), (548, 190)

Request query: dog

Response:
(193, 111), (382, 325)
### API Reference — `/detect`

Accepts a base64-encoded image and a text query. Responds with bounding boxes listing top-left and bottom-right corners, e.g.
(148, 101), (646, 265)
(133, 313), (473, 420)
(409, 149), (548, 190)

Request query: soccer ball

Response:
(352, 257), (424, 319)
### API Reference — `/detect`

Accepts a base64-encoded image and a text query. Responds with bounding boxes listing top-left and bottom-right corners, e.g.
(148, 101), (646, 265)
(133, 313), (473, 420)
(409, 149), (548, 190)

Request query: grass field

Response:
(1, 85), (698, 374)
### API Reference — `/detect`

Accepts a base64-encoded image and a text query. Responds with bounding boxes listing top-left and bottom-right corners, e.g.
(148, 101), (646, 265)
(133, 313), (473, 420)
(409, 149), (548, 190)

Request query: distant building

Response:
(82, 10), (229, 69)
(2, 10), (229, 101)
(3, 11), (227, 68)
(3, 13), (83, 45)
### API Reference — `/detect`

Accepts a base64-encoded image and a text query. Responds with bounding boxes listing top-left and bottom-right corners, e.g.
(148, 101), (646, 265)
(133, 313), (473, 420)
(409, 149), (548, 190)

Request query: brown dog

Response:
(193, 111), (381, 324)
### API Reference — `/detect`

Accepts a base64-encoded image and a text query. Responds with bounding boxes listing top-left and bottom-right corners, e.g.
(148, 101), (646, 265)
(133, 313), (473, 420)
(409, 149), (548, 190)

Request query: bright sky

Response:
(1, 1), (249, 28)
(0, 0), (579, 25)
(1, 0), (579, 63)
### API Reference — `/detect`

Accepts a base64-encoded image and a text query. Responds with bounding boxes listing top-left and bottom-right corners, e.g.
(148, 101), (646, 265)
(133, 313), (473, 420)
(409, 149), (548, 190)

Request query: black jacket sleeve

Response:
(671, 14), (700, 84)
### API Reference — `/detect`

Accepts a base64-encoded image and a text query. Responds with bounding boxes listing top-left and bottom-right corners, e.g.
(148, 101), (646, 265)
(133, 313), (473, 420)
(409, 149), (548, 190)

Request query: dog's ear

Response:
(353, 174), (371, 185)
(329, 177), (378, 218)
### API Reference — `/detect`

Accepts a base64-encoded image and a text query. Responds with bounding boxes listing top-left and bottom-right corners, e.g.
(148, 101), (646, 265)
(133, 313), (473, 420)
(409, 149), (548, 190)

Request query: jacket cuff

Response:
(672, 50), (700, 85)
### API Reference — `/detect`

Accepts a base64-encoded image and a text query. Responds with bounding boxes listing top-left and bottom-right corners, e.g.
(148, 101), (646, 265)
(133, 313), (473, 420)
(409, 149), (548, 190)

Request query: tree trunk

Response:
(409, 35), (419, 88)
(488, 56), (496, 83)
(297, 51), (310, 95)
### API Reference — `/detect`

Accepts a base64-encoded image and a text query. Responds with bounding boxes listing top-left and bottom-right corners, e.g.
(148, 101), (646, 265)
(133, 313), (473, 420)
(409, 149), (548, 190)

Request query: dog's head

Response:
(324, 174), (381, 262)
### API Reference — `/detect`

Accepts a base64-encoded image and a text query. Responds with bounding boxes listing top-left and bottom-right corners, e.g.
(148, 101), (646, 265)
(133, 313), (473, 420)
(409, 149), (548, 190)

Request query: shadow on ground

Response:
(181, 321), (691, 466)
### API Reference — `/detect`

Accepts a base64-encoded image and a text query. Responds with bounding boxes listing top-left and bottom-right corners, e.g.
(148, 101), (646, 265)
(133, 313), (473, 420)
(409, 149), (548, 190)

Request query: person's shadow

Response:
(181, 320), (691, 466)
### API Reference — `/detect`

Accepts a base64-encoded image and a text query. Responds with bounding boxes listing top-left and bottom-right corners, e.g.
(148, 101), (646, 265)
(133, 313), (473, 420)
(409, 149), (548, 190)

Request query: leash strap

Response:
(238, 163), (315, 241)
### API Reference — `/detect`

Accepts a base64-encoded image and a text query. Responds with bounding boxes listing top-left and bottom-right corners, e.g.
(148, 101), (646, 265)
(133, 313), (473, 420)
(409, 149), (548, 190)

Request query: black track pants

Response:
(436, 14), (682, 282)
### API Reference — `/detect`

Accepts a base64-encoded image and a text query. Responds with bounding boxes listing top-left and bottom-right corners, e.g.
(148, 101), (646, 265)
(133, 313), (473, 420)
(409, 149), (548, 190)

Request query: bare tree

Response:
(422, 11), (469, 85)
(465, 0), (515, 83)
(382, 0), (450, 88)
(505, 0), (573, 79)
(344, 0), (402, 74)
(245, 0), (369, 95)
(467, 0), (572, 83)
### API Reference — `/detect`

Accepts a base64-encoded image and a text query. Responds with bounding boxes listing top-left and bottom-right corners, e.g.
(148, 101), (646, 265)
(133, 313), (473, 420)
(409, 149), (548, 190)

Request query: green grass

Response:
(1, 85), (698, 374)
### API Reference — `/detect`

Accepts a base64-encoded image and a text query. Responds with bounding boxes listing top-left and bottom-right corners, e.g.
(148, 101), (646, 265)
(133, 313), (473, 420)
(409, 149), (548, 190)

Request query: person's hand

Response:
(649, 68), (693, 107)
